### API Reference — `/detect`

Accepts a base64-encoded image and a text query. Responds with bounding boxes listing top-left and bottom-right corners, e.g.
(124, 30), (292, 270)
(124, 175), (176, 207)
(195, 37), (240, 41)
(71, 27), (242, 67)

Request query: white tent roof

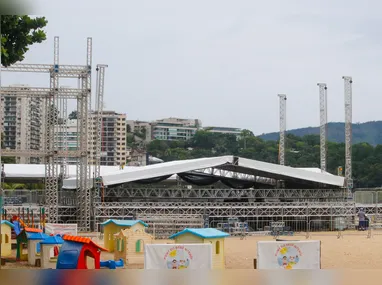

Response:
(62, 156), (344, 189)
(2, 156), (345, 189)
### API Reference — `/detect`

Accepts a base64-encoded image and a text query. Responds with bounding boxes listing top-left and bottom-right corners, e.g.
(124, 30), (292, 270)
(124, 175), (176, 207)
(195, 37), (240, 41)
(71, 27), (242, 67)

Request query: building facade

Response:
(90, 111), (127, 166)
(202, 127), (242, 137)
(1, 85), (44, 164)
(151, 117), (201, 141)
(54, 119), (79, 165)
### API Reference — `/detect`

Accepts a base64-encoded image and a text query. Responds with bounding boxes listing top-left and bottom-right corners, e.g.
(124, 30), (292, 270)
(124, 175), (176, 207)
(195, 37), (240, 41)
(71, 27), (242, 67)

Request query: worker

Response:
(357, 208), (366, 231)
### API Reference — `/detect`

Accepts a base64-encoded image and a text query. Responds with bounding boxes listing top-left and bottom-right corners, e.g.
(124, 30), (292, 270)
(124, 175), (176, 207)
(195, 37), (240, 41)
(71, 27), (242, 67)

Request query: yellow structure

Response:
(114, 226), (154, 265)
(101, 219), (149, 252)
(0, 221), (14, 257)
(169, 228), (230, 269)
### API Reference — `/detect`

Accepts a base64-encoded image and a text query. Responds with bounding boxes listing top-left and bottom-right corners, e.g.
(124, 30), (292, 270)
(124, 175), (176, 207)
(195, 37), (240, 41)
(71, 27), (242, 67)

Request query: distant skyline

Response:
(2, 0), (382, 135)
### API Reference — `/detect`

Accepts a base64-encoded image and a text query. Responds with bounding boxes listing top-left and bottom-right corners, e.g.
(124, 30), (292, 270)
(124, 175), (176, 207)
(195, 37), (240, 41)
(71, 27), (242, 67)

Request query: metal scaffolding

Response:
(343, 76), (353, 198)
(278, 94), (287, 166)
(1, 36), (93, 230)
(317, 83), (328, 172)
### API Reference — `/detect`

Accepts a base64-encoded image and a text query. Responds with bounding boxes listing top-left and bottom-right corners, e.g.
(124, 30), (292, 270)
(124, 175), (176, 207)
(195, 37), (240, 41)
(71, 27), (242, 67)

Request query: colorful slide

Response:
(12, 221), (21, 236)
(100, 259), (124, 269)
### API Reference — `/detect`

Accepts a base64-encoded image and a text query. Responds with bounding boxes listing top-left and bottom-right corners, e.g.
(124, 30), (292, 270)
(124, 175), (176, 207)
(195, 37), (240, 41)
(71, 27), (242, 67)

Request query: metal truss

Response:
(192, 168), (276, 185)
(1, 36), (93, 230)
(104, 187), (345, 200)
(136, 214), (204, 239)
(2, 64), (90, 77)
(343, 76), (353, 196)
(317, 83), (328, 171)
(1, 149), (82, 157)
(278, 94), (287, 166)
(0, 87), (83, 99)
(94, 201), (368, 219)
(94, 64), (108, 194)
(74, 38), (93, 232)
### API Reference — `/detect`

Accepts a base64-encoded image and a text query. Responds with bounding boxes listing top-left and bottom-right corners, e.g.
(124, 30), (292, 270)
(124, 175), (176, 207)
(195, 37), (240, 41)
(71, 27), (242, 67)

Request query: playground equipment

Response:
(101, 219), (148, 252)
(114, 225), (154, 266)
(169, 228), (229, 269)
(16, 228), (48, 263)
(100, 258), (124, 269)
(257, 240), (321, 269)
(56, 235), (108, 269)
(40, 235), (64, 269)
(0, 220), (14, 257)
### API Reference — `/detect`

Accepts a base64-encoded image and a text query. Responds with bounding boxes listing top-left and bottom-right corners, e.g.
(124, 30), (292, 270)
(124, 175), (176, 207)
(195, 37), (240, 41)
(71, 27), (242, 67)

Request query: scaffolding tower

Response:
(342, 76), (353, 198)
(317, 83), (328, 171)
(0, 36), (94, 231)
(278, 94), (287, 166)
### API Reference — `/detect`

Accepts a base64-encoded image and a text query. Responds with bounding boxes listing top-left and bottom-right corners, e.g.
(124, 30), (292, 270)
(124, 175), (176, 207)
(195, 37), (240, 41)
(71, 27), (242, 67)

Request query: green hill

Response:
(258, 121), (382, 145)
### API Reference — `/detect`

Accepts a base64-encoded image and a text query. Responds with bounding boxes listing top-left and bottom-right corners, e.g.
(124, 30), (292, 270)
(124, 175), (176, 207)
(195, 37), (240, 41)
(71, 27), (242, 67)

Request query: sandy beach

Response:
(3, 231), (382, 269)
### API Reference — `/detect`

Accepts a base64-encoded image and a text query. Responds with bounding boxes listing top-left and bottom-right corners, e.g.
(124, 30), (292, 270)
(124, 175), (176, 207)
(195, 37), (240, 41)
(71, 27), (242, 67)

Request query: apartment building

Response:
(89, 111), (127, 166)
(1, 85), (44, 164)
(54, 119), (79, 165)
(151, 117), (202, 141)
(126, 120), (152, 142)
(203, 126), (242, 137)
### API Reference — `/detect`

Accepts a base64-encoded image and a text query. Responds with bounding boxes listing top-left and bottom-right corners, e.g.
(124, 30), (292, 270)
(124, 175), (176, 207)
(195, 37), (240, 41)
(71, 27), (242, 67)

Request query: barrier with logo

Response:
(257, 240), (321, 269)
(144, 244), (212, 269)
(45, 223), (78, 236)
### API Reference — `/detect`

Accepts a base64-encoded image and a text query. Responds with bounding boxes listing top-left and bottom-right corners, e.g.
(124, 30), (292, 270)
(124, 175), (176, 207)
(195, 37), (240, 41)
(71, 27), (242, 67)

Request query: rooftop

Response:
(100, 219), (148, 228)
(40, 235), (64, 245)
(169, 228), (230, 239)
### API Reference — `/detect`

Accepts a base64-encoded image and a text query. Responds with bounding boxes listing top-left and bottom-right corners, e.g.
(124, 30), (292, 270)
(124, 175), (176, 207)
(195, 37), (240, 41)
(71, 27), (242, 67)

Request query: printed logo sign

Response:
(164, 245), (193, 269)
(275, 243), (302, 269)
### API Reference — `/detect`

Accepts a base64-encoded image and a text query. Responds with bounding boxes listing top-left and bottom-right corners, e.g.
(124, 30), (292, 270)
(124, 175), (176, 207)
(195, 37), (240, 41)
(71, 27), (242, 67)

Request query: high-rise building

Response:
(1, 85), (44, 164)
(90, 111), (127, 166)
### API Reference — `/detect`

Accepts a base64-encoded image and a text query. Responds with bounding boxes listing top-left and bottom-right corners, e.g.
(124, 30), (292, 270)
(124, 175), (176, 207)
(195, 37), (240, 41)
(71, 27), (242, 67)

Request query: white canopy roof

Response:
(2, 156), (345, 189)
(64, 156), (344, 189)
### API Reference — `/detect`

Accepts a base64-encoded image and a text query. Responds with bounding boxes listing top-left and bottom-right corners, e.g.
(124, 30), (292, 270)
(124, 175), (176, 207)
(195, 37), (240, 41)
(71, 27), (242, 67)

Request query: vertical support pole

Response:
(77, 37), (92, 232)
(278, 94), (287, 166)
(317, 83), (328, 172)
(45, 36), (60, 224)
(343, 76), (353, 199)
(94, 64), (108, 196)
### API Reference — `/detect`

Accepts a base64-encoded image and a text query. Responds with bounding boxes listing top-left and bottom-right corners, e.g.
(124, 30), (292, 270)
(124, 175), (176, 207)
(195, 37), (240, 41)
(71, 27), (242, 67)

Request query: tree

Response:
(68, 110), (77, 120)
(1, 15), (48, 67)
(1, 16), (47, 66)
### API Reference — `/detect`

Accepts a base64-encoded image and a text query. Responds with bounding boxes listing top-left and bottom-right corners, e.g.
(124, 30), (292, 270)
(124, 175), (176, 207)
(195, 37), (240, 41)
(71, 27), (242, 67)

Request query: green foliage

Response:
(68, 111), (77, 120)
(259, 121), (382, 145)
(146, 131), (382, 188)
(1, 15), (48, 67)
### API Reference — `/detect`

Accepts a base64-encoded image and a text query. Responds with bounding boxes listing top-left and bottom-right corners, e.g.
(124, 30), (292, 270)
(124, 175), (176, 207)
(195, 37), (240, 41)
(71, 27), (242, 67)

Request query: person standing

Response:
(357, 208), (366, 231)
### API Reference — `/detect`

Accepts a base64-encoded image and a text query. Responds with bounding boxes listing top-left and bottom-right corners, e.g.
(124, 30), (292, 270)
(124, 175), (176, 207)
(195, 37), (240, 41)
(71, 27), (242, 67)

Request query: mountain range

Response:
(258, 121), (382, 145)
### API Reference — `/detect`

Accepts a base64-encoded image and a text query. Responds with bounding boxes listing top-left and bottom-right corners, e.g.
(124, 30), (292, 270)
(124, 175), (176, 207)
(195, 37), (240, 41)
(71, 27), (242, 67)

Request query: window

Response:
(216, 241), (220, 254)
(136, 239), (144, 253)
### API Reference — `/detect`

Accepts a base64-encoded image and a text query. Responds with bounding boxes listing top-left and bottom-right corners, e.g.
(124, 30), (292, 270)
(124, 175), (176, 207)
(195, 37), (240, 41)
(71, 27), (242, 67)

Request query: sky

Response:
(2, 0), (382, 135)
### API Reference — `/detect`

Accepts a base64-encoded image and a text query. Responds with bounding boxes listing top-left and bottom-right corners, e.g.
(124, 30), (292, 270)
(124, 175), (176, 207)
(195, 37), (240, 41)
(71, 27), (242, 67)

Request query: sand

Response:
(3, 231), (382, 269)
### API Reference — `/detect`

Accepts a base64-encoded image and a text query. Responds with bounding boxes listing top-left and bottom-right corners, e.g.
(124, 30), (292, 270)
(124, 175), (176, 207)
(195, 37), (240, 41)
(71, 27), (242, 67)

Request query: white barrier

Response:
(45, 223), (78, 236)
(257, 240), (321, 269)
(144, 244), (212, 269)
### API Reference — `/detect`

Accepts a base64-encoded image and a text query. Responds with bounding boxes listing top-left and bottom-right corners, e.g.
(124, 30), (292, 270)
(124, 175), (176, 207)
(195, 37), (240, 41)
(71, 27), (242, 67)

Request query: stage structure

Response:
(0, 36), (104, 232)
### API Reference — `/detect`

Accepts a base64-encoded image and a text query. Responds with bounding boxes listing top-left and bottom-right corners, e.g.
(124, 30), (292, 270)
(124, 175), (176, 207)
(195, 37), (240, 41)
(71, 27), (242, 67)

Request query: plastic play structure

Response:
(56, 235), (108, 269)
(100, 258), (124, 269)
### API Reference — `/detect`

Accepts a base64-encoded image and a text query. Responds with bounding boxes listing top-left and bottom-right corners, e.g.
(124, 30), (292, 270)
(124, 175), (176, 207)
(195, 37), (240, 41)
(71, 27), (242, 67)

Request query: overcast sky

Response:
(2, 0), (382, 135)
